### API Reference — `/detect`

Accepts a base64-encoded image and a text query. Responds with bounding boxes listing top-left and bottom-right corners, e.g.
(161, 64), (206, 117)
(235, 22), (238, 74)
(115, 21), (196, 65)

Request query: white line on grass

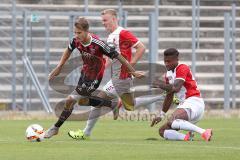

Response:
(1, 139), (240, 151)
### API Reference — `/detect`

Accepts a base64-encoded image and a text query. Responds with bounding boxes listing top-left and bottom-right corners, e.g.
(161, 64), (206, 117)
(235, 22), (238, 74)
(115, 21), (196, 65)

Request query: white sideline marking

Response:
(1, 139), (239, 151)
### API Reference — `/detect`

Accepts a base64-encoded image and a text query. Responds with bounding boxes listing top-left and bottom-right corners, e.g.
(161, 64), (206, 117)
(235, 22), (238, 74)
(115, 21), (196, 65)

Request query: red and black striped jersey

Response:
(68, 33), (117, 81)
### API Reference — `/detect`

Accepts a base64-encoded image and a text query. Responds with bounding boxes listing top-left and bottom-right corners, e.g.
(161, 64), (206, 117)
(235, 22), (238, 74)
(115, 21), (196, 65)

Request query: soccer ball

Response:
(25, 124), (45, 142)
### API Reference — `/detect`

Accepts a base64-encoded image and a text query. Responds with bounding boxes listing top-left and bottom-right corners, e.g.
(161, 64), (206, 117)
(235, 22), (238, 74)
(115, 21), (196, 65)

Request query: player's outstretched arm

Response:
(130, 42), (145, 66)
(102, 42), (145, 78)
(151, 79), (184, 93)
(49, 48), (71, 80)
(151, 92), (174, 127)
(116, 54), (145, 78)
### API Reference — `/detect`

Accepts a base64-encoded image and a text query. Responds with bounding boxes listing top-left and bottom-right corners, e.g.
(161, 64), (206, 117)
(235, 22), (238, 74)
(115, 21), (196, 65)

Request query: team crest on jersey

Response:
(167, 76), (174, 83)
(108, 37), (117, 48)
(113, 38), (117, 46)
(80, 50), (92, 58)
(88, 45), (96, 54)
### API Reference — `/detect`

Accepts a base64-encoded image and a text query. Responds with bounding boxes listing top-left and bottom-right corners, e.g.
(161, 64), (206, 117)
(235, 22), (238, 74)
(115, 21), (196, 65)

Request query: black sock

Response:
(88, 96), (112, 108)
(55, 108), (73, 127)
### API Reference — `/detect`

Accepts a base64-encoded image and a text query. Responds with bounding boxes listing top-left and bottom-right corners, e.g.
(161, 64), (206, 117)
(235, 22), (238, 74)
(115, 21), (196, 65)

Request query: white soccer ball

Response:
(25, 124), (45, 142)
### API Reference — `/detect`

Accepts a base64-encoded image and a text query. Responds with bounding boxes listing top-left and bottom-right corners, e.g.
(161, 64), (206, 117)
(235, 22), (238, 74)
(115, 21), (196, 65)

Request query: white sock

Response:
(135, 95), (164, 108)
(171, 119), (205, 134)
(83, 107), (101, 136)
(163, 129), (186, 140)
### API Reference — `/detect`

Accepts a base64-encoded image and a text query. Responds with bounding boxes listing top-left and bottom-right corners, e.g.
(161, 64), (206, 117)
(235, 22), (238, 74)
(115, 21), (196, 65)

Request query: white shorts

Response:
(102, 78), (133, 98)
(177, 96), (205, 124)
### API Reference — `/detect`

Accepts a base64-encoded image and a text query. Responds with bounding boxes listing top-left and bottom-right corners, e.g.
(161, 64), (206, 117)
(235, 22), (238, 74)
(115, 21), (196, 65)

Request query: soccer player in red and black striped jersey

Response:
(44, 17), (143, 138)
(68, 9), (165, 140)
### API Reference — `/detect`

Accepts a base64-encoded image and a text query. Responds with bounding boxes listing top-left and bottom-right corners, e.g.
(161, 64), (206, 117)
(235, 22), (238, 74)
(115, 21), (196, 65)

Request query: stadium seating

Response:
(0, 0), (239, 110)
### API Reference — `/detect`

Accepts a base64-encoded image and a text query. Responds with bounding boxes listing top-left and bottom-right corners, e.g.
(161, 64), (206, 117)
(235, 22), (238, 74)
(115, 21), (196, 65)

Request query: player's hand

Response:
(48, 66), (62, 80)
(150, 116), (162, 127)
(130, 71), (146, 78)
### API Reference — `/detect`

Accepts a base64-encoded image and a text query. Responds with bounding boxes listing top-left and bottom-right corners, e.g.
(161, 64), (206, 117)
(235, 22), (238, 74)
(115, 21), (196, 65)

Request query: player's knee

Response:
(159, 127), (165, 138)
(67, 95), (74, 100)
(166, 120), (174, 128)
(65, 96), (76, 110)
(166, 114), (175, 127)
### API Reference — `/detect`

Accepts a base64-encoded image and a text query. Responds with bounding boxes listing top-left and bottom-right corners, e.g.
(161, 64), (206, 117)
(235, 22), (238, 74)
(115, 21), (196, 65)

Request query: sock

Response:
(55, 108), (73, 127)
(83, 107), (101, 136)
(163, 129), (186, 140)
(88, 96), (112, 108)
(135, 94), (164, 108)
(171, 119), (205, 134)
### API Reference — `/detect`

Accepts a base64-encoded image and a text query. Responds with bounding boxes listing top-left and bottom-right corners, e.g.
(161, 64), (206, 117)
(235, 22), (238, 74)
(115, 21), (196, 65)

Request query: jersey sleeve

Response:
(176, 64), (190, 81)
(93, 39), (119, 59)
(120, 30), (139, 48)
(68, 37), (76, 52)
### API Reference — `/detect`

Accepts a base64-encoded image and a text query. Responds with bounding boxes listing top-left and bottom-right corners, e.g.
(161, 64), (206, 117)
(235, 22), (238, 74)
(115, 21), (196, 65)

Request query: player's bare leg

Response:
(159, 108), (212, 141)
(110, 93), (135, 120)
(45, 96), (76, 138)
(68, 91), (116, 139)
(83, 91), (112, 136)
(159, 109), (191, 141)
(170, 109), (212, 141)
(112, 98), (123, 120)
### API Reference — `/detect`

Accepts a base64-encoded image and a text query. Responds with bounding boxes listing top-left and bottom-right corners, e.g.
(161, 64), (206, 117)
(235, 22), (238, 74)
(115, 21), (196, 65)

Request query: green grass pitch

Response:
(0, 118), (239, 160)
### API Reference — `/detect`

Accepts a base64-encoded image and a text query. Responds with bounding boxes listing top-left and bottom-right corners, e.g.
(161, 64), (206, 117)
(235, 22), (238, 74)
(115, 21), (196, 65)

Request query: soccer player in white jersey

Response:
(68, 9), (165, 140)
(151, 48), (212, 141)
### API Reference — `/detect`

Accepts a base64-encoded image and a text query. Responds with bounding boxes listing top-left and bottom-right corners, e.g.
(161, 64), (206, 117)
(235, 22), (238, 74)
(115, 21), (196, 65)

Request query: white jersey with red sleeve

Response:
(107, 26), (139, 79)
(165, 63), (201, 102)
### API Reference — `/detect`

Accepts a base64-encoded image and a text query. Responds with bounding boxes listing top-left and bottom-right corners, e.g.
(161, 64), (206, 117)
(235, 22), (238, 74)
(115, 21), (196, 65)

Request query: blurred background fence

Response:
(0, 0), (239, 114)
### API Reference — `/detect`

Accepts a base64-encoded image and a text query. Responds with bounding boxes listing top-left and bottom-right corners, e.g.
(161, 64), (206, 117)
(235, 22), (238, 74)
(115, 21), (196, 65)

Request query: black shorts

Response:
(75, 74), (102, 96)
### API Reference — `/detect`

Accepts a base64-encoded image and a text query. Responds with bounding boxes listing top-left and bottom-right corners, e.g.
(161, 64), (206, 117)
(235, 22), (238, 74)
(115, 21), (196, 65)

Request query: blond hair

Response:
(74, 17), (89, 31)
(101, 9), (117, 18)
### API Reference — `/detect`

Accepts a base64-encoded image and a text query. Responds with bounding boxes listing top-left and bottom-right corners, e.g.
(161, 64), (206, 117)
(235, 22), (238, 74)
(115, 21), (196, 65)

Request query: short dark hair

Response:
(74, 17), (89, 31)
(164, 48), (179, 57)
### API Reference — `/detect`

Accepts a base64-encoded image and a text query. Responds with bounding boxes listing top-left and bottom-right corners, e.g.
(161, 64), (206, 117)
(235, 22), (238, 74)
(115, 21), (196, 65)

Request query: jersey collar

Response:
(80, 33), (92, 47)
